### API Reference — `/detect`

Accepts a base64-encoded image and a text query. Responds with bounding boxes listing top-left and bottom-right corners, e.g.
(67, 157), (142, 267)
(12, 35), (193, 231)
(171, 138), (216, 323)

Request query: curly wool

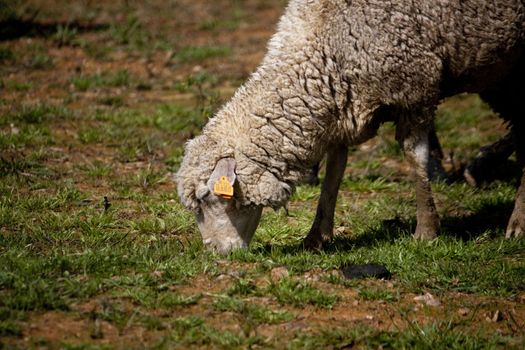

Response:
(176, 0), (525, 211)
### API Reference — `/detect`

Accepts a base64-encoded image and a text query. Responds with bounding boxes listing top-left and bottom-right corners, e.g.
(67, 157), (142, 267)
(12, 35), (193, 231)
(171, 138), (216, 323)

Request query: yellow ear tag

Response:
(213, 176), (234, 199)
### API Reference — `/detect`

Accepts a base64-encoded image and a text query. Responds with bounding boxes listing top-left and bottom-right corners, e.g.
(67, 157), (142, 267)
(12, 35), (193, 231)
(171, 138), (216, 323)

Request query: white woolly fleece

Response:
(176, 0), (525, 211)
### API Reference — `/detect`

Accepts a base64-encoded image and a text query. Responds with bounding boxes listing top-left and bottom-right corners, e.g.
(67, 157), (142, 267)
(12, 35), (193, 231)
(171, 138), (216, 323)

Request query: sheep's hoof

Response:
(303, 236), (324, 251)
(413, 225), (438, 240)
(303, 230), (331, 251)
(463, 167), (479, 188)
(505, 210), (525, 239)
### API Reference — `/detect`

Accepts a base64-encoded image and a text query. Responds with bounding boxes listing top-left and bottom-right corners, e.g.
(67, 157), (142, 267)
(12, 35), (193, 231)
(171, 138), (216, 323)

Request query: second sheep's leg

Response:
(303, 144), (348, 250)
(397, 118), (440, 240)
(463, 132), (514, 187)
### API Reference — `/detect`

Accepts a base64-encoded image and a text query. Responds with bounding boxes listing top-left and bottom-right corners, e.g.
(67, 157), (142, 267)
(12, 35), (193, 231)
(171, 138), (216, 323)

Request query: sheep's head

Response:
(192, 158), (263, 254)
(176, 136), (263, 254)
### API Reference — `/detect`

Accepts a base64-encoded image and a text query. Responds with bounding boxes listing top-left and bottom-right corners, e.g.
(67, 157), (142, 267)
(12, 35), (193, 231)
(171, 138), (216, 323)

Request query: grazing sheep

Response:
(176, 0), (525, 254)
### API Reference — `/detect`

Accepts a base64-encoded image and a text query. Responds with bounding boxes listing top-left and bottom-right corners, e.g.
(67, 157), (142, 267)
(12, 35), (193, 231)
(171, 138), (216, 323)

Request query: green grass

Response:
(199, 19), (240, 32)
(1, 93), (524, 348)
(0, 0), (22, 21)
(358, 286), (398, 302)
(0, 104), (74, 153)
(212, 295), (294, 325)
(81, 40), (113, 60)
(71, 69), (133, 91)
(165, 316), (259, 348)
(53, 24), (79, 47)
(176, 45), (232, 63)
(268, 278), (339, 308)
(109, 15), (152, 50)
(174, 72), (221, 94)
(197, 1), (244, 32)
(288, 322), (520, 349)
(0, 47), (14, 61)
(3, 103), (73, 125)
(18, 43), (55, 70)
(1, 80), (32, 91)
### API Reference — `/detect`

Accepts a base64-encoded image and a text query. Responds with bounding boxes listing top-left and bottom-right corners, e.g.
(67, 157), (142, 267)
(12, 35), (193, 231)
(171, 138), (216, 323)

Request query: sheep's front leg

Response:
(303, 144), (348, 250)
(398, 123), (440, 240)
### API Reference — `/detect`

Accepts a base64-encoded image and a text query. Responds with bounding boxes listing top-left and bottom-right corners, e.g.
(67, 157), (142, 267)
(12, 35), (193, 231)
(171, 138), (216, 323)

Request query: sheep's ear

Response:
(207, 158), (236, 199)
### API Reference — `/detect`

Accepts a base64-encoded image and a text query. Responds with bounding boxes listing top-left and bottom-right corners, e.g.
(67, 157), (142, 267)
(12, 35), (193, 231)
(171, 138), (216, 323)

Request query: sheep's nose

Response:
(203, 238), (223, 252)
(202, 238), (234, 255)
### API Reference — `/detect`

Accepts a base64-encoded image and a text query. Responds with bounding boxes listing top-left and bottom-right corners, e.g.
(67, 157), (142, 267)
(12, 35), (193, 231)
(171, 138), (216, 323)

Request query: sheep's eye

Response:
(196, 186), (211, 201)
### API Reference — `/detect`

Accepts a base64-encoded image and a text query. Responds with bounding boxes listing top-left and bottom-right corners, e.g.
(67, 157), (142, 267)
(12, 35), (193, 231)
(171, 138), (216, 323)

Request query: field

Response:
(1, 0), (524, 349)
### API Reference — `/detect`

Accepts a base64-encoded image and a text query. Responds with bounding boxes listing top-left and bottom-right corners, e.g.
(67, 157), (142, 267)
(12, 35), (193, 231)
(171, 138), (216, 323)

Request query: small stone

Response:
(517, 292), (525, 303)
(164, 50), (175, 64)
(152, 270), (164, 278)
(491, 310), (503, 322)
(10, 123), (20, 135)
(216, 274), (230, 281)
(270, 266), (289, 281)
(303, 271), (319, 282)
(458, 307), (470, 316)
(335, 226), (346, 235)
(90, 319), (103, 339)
(216, 260), (229, 266)
(414, 292), (440, 307)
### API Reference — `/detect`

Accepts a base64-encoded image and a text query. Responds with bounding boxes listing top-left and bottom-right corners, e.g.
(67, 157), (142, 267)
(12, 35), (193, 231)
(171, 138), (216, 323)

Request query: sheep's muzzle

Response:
(196, 197), (262, 255)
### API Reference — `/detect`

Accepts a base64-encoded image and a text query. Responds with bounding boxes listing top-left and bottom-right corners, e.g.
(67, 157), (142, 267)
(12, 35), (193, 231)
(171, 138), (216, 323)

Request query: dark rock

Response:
(341, 263), (391, 280)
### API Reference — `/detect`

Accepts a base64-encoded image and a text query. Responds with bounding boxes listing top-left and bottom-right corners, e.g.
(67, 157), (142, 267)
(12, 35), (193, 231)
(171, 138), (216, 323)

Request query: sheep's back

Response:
(327, 0), (525, 107)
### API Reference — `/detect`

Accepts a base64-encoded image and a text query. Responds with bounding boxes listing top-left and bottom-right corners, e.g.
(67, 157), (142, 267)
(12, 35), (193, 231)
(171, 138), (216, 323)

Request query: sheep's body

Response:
(177, 0), (525, 253)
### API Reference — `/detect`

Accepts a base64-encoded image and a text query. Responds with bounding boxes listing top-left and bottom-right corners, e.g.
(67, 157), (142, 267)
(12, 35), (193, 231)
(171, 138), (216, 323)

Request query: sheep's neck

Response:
(216, 56), (382, 181)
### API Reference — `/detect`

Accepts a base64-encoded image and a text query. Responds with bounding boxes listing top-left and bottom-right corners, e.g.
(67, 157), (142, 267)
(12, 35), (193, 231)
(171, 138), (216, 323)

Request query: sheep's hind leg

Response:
(397, 120), (440, 240)
(506, 124), (525, 238)
(506, 170), (525, 238)
(481, 83), (525, 238)
(303, 144), (348, 250)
